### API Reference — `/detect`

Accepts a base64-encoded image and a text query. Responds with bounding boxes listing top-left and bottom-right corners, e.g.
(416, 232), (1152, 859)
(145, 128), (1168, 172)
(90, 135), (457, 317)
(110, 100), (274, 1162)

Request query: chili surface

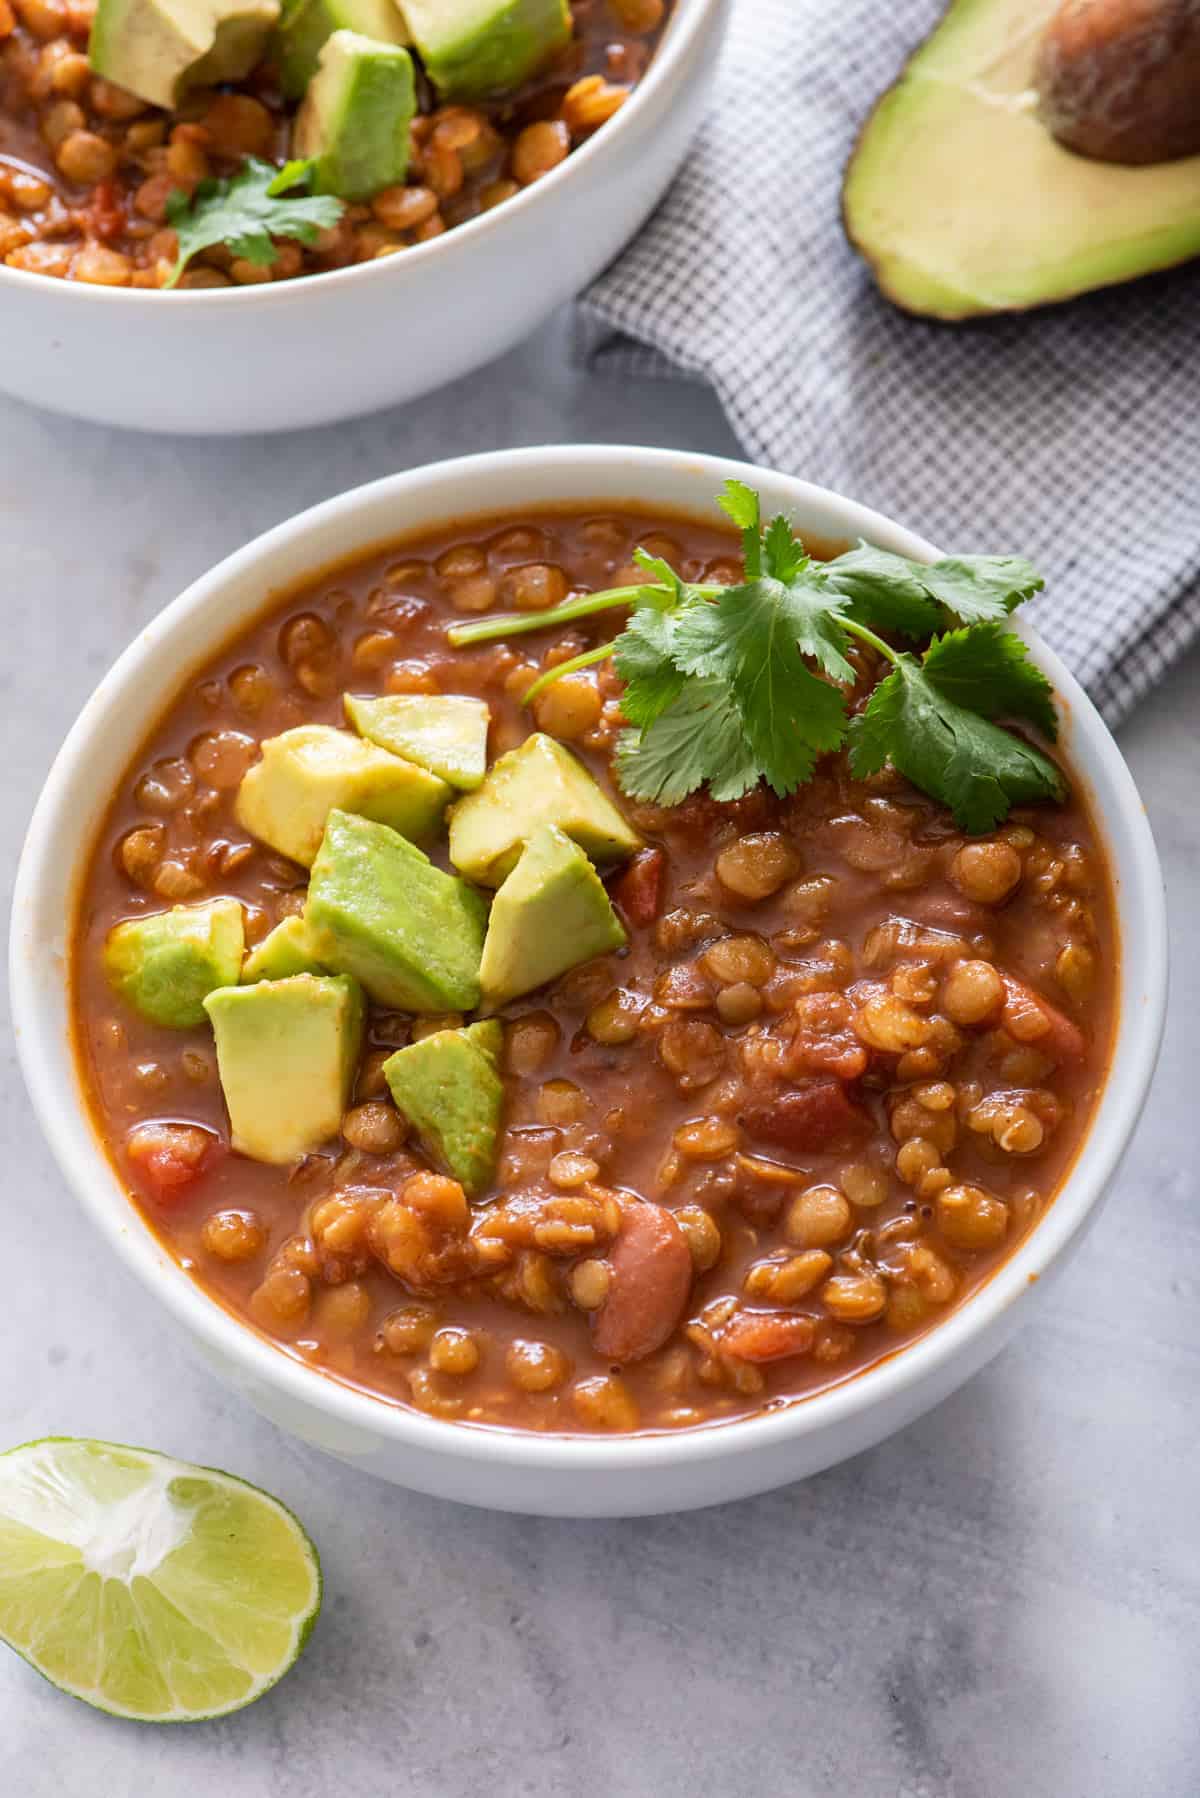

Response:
(72, 504), (1118, 1433)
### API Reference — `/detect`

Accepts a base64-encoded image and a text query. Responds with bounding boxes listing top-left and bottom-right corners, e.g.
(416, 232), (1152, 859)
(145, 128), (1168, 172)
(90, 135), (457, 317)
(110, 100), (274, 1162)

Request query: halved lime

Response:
(0, 1437), (321, 1722)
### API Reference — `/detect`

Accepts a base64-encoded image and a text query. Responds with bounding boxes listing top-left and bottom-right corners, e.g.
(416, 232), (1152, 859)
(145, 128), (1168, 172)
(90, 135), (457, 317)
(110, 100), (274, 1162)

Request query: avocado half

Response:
(842, 0), (1200, 319)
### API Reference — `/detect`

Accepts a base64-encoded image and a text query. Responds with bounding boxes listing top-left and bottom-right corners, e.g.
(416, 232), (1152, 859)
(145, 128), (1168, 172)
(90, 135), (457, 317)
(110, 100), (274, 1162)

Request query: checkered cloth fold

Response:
(576, 0), (1200, 724)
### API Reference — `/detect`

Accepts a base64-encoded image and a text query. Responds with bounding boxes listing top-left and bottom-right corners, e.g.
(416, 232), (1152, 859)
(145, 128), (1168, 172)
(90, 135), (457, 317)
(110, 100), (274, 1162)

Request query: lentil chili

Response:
(0, 0), (674, 287)
(72, 505), (1117, 1434)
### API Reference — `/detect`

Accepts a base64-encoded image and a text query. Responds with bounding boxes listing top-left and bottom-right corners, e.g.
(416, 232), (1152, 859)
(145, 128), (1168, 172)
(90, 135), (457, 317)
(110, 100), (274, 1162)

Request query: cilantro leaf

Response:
(763, 512), (809, 584)
(612, 608), (686, 729)
(670, 574), (849, 792)
(920, 554), (1044, 621)
(164, 158), (343, 289)
(921, 622), (1059, 739)
(631, 547), (683, 604)
(673, 568), (856, 689)
(823, 544), (942, 638)
(825, 543), (1043, 631)
(847, 654), (1065, 833)
(717, 479), (763, 578)
(614, 682), (762, 806)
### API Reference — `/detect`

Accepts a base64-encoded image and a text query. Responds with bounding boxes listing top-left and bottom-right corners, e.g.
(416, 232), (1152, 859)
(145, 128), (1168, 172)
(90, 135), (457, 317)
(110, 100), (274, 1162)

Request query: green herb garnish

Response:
(448, 481), (1065, 833)
(164, 158), (343, 289)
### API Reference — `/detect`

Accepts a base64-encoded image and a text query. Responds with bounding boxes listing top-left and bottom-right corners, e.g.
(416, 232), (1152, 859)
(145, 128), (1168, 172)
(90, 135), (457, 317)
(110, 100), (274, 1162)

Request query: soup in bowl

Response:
(12, 446), (1166, 1513)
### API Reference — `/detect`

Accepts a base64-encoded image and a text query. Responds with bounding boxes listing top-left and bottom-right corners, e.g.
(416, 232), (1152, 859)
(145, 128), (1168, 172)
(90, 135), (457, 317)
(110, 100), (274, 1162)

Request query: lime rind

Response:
(0, 1438), (321, 1722)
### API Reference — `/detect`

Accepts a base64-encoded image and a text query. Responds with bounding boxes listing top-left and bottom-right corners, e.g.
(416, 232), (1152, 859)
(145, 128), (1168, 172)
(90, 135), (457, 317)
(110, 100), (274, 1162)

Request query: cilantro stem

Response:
(445, 582), (722, 648)
(840, 617), (901, 666)
(446, 586), (644, 648)
(521, 643), (614, 705)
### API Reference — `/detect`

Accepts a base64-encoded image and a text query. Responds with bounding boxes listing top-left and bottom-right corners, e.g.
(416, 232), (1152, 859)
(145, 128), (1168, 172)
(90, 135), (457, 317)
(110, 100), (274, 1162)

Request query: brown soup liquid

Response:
(72, 506), (1117, 1435)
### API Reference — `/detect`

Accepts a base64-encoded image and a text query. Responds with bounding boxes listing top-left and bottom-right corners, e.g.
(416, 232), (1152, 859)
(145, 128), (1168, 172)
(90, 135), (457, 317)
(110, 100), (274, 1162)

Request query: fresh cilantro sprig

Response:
(164, 159), (343, 289)
(446, 481), (1063, 832)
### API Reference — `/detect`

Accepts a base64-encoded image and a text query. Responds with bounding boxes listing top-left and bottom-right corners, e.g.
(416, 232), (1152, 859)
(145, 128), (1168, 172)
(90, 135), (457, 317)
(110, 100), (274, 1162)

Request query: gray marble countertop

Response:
(2, 312), (1197, 1797)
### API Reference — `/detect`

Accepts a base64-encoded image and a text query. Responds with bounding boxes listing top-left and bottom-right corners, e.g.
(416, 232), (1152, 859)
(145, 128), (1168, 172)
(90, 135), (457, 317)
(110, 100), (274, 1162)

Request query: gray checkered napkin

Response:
(576, 0), (1200, 724)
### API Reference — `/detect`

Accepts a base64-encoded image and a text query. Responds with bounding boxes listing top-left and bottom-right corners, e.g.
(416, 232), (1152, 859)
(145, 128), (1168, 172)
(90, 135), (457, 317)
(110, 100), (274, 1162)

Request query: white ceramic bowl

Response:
(11, 446), (1168, 1515)
(0, 0), (727, 435)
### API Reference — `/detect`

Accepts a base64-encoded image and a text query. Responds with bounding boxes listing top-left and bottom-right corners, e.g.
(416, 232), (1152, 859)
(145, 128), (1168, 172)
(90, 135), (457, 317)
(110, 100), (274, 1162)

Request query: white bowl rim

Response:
(0, 0), (717, 304)
(11, 443), (1169, 1476)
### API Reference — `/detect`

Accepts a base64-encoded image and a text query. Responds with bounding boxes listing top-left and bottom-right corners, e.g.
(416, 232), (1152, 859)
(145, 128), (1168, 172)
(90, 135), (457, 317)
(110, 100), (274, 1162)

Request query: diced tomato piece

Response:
(612, 849), (666, 928)
(743, 1078), (870, 1154)
(721, 1310), (817, 1364)
(1000, 974), (1086, 1064)
(89, 182), (125, 242)
(592, 1200), (692, 1364)
(127, 1122), (221, 1203)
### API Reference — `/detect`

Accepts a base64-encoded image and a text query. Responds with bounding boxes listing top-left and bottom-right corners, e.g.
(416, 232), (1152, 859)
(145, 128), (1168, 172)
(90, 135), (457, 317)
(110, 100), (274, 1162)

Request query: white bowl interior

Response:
(10, 446), (1168, 1485)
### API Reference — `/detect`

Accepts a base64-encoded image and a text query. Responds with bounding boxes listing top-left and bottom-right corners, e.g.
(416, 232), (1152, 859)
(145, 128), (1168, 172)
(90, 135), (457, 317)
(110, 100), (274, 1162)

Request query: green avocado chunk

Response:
(236, 723), (448, 869)
(88, 0), (279, 109)
(305, 807), (487, 1010)
(479, 824), (626, 1011)
(103, 897), (244, 1028)
(449, 732), (641, 887)
(294, 30), (416, 200)
(277, 0), (408, 97)
(842, 0), (1200, 318)
(383, 1020), (503, 1194)
(344, 693), (490, 790)
(205, 973), (364, 1165)
(241, 914), (326, 982)
(399, 0), (570, 99)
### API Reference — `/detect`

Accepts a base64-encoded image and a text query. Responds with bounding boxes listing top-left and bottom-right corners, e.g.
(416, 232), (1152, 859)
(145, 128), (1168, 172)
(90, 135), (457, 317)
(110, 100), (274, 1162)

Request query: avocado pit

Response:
(1036, 0), (1200, 165)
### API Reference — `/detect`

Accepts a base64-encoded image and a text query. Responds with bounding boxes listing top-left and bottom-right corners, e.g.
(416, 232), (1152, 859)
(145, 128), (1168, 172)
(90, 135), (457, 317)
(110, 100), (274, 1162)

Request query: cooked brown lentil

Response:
(73, 503), (1116, 1435)
(0, 0), (675, 286)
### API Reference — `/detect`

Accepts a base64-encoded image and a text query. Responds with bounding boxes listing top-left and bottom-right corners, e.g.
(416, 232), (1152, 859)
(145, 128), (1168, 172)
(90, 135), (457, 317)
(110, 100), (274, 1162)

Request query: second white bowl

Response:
(0, 0), (728, 434)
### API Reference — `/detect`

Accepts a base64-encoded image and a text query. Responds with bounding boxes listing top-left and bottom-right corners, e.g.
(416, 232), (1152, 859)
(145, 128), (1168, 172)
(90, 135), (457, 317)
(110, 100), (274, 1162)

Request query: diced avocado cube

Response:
(89, 0), (279, 110)
(399, 0), (570, 100)
(344, 693), (489, 790)
(235, 723), (448, 869)
(204, 973), (364, 1165)
(277, 0), (408, 98)
(294, 30), (415, 201)
(479, 824), (626, 1011)
(305, 808), (487, 1011)
(383, 1021), (503, 1194)
(103, 897), (244, 1029)
(449, 732), (641, 887)
(241, 915), (326, 982)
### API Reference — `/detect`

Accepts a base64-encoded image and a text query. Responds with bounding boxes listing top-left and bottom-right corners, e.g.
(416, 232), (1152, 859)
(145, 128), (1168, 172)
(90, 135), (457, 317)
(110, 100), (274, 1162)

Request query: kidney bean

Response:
(592, 1200), (692, 1363)
(613, 848), (665, 927)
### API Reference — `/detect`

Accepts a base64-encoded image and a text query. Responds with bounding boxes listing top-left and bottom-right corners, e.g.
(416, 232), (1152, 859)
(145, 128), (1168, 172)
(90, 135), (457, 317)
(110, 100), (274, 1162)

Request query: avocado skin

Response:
(305, 808), (487, 1012)
(204, 972), (364, 1165)
(383, 1023), (504, 1195)
(842, 0), (1200, 319)
(103, 898), (244, 1029)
